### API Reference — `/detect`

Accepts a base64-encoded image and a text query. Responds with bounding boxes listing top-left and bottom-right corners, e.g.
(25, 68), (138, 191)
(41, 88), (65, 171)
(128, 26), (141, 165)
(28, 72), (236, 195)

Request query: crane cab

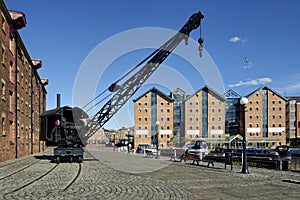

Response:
(40, 106), (88, 162)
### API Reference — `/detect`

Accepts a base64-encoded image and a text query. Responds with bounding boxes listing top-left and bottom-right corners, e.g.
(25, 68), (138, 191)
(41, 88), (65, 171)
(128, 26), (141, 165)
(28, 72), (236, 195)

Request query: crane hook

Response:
(198, 37), (204, 57)
(198, 25), (204, 57)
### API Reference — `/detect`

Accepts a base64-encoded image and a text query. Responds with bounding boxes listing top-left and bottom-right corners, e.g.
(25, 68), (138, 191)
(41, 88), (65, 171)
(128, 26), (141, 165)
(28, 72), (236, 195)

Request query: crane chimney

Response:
(56, 94), (61, 108)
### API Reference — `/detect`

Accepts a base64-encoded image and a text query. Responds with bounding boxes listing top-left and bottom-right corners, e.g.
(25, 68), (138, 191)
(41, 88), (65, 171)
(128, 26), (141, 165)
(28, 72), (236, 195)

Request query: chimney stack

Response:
(56, 94), (61, 108)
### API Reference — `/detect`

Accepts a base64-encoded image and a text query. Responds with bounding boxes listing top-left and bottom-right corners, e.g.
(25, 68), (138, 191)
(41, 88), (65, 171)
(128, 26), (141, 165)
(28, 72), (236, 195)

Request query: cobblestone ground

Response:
(0, 147), (299, 199)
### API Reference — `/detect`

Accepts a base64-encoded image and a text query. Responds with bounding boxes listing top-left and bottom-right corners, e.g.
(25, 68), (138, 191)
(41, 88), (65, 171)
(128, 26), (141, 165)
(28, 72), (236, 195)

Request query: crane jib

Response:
(84, 11), (204, 139)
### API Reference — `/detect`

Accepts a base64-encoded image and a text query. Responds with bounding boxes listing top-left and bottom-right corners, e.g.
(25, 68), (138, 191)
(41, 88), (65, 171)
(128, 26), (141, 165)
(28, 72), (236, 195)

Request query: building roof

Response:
(41, 78), (48, 86)
(32, 59), (42, 69)
(9, 10), (26, 29)
(0, 2), (48, 93)
(185, 85), (225, 102)
(133, 87), (174, 102)
(224, 89), (241, 99)
(246, 85), (287, 101)
(172, 87), (186, 95)
(286, 96), (300, 103)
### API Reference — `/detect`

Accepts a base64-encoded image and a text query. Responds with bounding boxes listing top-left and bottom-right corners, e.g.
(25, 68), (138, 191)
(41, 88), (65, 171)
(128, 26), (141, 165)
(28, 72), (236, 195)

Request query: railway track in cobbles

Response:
(57, 151), (194, 200)
(0, 156), (35, 169)
(0, 150), (196, 199)
(2, 148), (300, 199)
(61, 160), (193, 200)
(2, 161), (82, 200)
(0, 158), (40, 180)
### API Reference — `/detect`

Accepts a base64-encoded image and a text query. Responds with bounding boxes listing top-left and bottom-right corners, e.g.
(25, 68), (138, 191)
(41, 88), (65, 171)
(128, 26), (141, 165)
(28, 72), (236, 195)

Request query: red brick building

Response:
(0, 0), (47, 162)
(133, 87), (174, 148)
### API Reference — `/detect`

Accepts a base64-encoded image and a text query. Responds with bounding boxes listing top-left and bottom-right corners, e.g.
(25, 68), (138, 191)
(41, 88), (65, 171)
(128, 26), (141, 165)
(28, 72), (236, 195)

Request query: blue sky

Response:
(5, 0), (300, 128)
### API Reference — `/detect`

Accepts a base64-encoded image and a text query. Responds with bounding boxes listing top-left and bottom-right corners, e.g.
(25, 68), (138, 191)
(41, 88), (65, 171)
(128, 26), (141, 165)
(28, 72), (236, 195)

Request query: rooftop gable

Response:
(246, 85), (287, 101)
(133, 87), (174, 103)
(185, 85), (225, 102)
(224, 89), (241, 99)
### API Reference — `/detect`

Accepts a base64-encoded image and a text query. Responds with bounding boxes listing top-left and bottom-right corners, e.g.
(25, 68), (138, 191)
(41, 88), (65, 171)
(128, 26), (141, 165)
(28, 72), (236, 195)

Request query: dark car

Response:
(136, 144), (150, 153)
(274, 145), (291, 160)
(204, 147), (232, 162)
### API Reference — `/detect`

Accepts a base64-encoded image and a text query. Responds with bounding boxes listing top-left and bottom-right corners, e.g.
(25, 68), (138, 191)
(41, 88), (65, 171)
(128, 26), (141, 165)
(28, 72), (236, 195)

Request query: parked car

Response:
(136, 144), (150, 153)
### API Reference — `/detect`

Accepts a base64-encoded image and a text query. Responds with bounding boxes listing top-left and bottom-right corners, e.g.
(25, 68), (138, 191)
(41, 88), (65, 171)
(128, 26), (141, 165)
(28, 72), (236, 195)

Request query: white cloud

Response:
(228, 77), (272, 88)
(229, 36), (241, 43)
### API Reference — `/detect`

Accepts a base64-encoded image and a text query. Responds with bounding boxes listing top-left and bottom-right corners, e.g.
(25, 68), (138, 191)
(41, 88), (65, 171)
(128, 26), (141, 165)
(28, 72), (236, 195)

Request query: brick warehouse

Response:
(0, 1), (47, 162)
(133, 87), (174, 148)
(133, 86), (299, 150)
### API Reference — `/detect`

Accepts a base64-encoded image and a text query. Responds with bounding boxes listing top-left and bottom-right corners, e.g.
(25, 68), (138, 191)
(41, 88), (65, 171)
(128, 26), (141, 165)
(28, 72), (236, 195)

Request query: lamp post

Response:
(113, 133), (116, 152)
(240, 97), (249, 174)
(127, 128), (130, 154)
(156, 121), (160, 159)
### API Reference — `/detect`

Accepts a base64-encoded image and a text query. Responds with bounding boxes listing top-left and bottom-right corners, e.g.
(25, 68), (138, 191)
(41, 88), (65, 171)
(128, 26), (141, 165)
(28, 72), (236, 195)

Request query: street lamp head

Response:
(240, 97), (249, 105)
(156, 121), (160, 125)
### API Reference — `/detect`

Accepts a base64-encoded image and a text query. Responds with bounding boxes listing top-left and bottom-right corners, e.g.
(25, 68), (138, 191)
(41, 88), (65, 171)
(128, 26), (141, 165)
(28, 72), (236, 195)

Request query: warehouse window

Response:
(9, 91), (12, 112)
(1, 79), (5, 101)
(2, 43), (5, 67)
(9, 38), (12, 51)
(1, 114), (5, 136)
(2, 13), (6, 34)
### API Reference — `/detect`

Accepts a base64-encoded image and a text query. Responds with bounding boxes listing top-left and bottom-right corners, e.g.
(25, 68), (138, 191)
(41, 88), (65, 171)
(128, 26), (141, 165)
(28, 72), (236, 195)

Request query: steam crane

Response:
(83, 11), (204, 140)
(40, 12), (204, 162)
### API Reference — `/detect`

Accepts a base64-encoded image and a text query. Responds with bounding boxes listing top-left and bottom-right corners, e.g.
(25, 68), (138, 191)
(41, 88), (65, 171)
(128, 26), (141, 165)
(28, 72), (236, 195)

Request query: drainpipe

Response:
(30, 67), (33, 154)
(14, 31), (18, 159)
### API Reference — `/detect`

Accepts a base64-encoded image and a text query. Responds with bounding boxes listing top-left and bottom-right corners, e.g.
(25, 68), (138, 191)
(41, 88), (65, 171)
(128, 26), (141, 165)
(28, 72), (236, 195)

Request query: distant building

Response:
(225, 89), (242, 136)
(170, 87), (186, 146)
(286, 96), (300, 147)
(0, 1), (47, 162)
(133, 87), (174, 148)
(132, 85), (292, 150)
(86, 128), (107, 147)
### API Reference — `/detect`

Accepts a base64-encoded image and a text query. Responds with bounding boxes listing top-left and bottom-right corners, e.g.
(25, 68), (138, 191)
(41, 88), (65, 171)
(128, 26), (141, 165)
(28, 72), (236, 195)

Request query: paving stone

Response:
(0, 147), (299, 199)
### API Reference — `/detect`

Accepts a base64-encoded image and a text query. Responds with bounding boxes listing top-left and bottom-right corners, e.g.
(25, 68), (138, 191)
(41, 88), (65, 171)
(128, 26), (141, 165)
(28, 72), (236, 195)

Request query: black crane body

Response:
(40, 12), (204, 162)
